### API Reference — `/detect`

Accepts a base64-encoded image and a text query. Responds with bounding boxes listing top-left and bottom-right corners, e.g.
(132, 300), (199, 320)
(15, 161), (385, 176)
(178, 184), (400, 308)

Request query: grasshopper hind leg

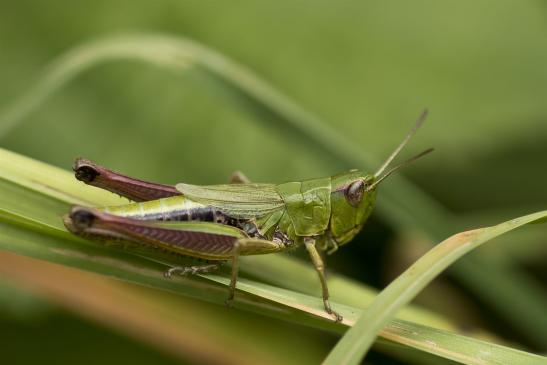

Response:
(73, 159), (251, 201)
(73, 158), (252, 202)
(73, 158), (180, 202)
(65, 207), (287, 309)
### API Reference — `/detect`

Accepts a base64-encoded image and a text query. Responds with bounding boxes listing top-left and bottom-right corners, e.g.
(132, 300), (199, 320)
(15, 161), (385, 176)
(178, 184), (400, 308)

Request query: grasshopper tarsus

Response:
(164, 263), (222, 278)
(330, 312), (343, 323)
(163, 268), (177, 279)
(324, 300), (343, 323)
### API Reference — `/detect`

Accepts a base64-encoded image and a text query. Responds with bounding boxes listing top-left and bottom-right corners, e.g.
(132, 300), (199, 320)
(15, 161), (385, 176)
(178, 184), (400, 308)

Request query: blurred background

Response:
(0, 1), (545, 364)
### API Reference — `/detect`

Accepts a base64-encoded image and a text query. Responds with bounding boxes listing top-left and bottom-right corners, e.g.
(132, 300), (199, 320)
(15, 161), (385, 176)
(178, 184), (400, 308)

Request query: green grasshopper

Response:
(64, 111), (432, 322)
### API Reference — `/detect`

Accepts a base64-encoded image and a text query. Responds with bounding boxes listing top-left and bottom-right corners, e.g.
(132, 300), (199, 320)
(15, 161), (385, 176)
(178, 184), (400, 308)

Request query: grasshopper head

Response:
(328, 110), (433, 249)
(329, 171), (378, 246)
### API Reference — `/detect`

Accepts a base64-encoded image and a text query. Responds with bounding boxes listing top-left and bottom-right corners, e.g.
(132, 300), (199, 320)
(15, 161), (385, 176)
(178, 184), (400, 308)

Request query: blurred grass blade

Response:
(0, 251), (273, 365)
(0, 251), (335, 365)
(204, 275), (546, 365)
(0, 34), (544, 344)
(323, 212), (547, 365)
(1, 220), (543, 365)
(0, 148), (545, 364)
(0, 35), (193, 137)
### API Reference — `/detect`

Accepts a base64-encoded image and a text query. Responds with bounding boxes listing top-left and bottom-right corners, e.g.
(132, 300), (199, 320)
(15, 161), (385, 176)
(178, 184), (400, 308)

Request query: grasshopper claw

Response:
(330, 311), (343, 323)
(324, 301), (343, 322)
(164, 267), (183, 278)
(164, 264), (222, 279)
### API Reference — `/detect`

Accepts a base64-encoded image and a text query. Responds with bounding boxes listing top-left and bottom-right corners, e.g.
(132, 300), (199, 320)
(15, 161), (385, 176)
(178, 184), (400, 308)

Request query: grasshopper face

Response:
(326, 110), (433, 248)
(329, 171), (378, 246)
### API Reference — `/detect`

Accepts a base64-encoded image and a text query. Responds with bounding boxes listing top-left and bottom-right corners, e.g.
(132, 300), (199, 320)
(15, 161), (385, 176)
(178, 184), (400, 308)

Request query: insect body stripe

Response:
(166, 206), (215, 222)
(97, 195), (261, 237)
(159, 198), (167, 220)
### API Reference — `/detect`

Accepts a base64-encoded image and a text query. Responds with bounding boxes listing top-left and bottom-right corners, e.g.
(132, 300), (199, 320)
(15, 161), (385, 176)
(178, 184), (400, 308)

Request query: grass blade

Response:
(323, 212), (547, 365)
(2, 218), (543, 365)
(0, 148), (545, 364)
(204, 275), (546, 365)
(0, 252), (269, 365)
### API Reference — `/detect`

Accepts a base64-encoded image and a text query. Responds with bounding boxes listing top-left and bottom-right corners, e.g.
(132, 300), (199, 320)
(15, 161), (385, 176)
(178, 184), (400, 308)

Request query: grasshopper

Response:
(64, 111), (432, 321)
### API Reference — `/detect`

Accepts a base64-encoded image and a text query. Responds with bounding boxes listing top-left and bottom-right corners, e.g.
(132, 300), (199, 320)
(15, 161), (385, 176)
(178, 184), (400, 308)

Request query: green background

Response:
(0, 1), (545, 364)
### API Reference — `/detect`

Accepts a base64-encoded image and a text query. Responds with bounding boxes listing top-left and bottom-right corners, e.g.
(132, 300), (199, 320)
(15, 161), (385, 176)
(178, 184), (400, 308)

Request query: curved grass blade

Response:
(0, 251), (335, 365)
(0, 252), (271, 365)
(323, 211), (547, 365)
(1, 216), (544, 365)
(0, 35), (193, 137)
(0, 34), (544, 344)
(204, 275), (546, 365)
(0, 148), (545, 364)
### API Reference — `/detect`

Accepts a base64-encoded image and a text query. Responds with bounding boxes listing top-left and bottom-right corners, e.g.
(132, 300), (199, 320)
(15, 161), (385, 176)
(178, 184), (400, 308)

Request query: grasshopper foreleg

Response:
(304, 237), (343, 322)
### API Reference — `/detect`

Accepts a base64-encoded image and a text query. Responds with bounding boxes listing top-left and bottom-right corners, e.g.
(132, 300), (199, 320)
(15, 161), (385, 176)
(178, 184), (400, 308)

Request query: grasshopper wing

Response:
(175, 183), (285, 219)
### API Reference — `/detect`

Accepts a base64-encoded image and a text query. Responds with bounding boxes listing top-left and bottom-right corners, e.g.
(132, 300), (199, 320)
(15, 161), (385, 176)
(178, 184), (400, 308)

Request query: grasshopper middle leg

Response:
(225, 237), (286, 306)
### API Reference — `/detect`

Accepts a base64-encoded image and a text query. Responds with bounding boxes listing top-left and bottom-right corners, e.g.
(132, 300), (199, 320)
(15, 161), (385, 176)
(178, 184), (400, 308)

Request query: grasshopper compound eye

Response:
(344, 180), (365, 207)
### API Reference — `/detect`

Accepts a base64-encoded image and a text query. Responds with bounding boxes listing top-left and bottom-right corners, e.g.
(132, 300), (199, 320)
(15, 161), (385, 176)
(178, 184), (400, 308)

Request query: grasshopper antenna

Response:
(374, 109), (429, 179)
(367, 147), (433, 191)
